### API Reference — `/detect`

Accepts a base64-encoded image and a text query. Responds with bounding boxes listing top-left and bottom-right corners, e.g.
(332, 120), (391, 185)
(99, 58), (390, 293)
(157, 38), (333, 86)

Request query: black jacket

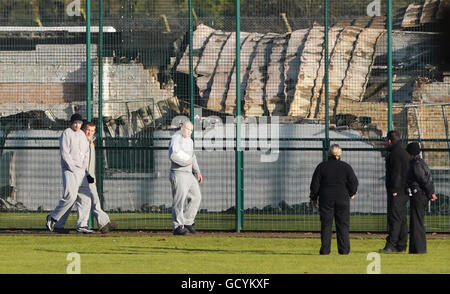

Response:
(310, 157), (359, 201)
(407, 156), (435, 199)
(385, 142), (409, 194)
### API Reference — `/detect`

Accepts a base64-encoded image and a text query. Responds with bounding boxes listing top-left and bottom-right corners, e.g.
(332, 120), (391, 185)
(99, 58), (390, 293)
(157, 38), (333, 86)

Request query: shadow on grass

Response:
(35, 246), (320, 256)
(129, 245), (319, 256)
(34, 248), (143, 255)
(148, 247), (374, 255)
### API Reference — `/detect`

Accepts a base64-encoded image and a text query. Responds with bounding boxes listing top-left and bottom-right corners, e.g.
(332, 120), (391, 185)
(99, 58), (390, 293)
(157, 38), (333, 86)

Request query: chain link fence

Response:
(0, 0), (449, 232)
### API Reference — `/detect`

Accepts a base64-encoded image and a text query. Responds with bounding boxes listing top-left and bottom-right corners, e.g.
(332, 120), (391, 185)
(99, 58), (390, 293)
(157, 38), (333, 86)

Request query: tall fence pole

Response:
(387, 0), (393, 131)
(97, 0), (105, 209)
(189, 0), (194, 123)
(86, 0), (92, 122)
(386, 0), (394, 234)
(85, 0), (93, 228)
(323, 0), (330, 161)
(235, 0), (243, 232)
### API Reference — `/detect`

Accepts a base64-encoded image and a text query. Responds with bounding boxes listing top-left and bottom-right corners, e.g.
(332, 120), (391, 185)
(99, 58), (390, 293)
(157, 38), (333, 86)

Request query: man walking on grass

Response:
(168, 120), (203, 235)
(46, 113), (94, 234)
(50, 121), (118, 234)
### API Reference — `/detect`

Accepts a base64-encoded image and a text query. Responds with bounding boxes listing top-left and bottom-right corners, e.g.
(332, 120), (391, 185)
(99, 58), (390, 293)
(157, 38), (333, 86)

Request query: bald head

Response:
(181, 121), (194, 138)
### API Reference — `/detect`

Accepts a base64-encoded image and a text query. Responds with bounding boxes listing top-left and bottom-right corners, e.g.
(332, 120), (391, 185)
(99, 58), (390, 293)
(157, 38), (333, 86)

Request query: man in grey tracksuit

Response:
(46, 113), (94, 234)
(169, 120), (203, 235)
(81, 122), (117, 233)
(53, 122), (118, 234)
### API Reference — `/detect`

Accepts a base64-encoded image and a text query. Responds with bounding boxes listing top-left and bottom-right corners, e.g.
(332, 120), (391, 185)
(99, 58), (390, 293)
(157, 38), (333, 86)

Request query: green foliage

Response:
(193, 0), (235, 18)
(38, 0), (66, 24)
(0, 0), (419, 26)
(0, 0), (34, 25)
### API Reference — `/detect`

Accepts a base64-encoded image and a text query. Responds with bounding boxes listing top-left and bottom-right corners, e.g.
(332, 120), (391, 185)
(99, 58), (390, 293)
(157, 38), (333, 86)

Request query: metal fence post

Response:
(97, 0), (105, 209)
(189, 0), (194, 123)
(386, 0), (394, 234)
(85, 0), (94, 228)
(235, 0), (243, 232)
(323, 0), (330, 161)
(86, 0), (92, 122)
(387, 0), (393, 131)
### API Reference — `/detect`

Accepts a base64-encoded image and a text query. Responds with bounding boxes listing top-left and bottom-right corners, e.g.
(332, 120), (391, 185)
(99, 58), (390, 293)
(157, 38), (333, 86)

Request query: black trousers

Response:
(386, 192), (408, 250)
(409, 191), (429, 254)
(319, 197), (350, 254)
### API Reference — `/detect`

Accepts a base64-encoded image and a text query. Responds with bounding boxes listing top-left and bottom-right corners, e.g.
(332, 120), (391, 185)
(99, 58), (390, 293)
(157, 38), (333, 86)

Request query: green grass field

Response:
(1, 212), (449, 232)
(2, 212), (449, 274)
(0, 233), (449, 274)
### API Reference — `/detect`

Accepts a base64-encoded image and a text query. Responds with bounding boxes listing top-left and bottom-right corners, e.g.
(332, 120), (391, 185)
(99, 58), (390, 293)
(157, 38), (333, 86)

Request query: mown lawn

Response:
(1, 212), (449, 232)
(0, 234), (449, 274)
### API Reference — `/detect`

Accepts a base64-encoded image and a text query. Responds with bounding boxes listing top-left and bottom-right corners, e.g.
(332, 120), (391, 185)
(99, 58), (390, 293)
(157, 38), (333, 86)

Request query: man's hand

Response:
(197, 173), (203, 183)
(392, 192), (398, 197)
(311, 200), (318, 208)
(87, 174), (95, 184)
(431, 194), (438, 201)
(350, 194), (356, 200)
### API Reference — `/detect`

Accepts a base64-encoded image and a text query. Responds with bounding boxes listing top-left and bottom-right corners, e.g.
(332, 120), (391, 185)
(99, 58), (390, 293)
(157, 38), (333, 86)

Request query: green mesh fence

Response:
(0, 0), (449, 232)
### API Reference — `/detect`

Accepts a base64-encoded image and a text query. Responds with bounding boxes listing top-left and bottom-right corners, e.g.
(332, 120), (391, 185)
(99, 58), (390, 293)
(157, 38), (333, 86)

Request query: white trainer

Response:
(76, 227), (95, 234)
(46, 215), (55, 232)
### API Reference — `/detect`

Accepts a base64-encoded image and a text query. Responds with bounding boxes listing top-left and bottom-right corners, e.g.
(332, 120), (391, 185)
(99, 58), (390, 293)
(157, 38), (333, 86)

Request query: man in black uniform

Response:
(380, 130), (409, 253)
(310, 144), (359, 255)
(406, 142), (438, 254)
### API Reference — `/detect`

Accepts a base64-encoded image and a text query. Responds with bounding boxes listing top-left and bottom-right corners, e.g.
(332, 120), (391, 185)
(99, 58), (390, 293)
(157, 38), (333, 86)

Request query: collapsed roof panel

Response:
(180, 24), (385, 119)
(402, 0), (443, 28)
(228, 33), (263, 114)
(308, 26), (345, 118)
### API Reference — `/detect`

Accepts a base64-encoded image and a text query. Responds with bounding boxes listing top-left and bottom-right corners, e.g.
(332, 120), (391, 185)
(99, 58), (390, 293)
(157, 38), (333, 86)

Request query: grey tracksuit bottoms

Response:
(55, 181), (110, 230)
(51, 169), (93, 228)
(88, 183), (110, 229)
(169, 171), (202, 230)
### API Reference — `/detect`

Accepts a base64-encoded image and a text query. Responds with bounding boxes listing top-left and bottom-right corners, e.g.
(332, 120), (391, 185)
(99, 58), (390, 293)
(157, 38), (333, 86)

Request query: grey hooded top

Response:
(59, 127), (90, 173)
(168, 130), (201, 175)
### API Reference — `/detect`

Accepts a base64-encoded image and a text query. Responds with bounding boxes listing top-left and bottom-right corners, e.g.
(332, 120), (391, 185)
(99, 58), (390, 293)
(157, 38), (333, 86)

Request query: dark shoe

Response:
(76, 227), (95, 234)
(53, 227), (70, 234)
(173, 226), (188, 235)
(46, 215), (56, 232)
(379, 246), (399, 253)
(100, 222), (118, 234)
(397, 247), (407, 253)
(319, 248), (330, 255)
(184, 224), (198, 235)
